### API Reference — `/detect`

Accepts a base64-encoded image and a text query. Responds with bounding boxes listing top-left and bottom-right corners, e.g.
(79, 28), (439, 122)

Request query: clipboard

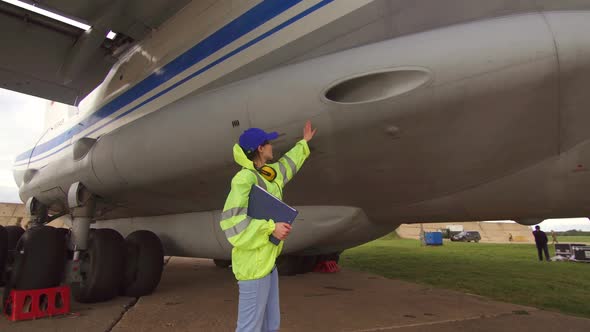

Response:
(248, 184), (298, 245)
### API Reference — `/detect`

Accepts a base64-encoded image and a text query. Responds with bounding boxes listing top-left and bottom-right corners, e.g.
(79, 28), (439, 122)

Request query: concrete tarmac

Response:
(1, 257), (589, 331)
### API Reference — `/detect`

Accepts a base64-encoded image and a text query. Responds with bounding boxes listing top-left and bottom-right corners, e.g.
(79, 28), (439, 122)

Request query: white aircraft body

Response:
(1, 0), (590, 302)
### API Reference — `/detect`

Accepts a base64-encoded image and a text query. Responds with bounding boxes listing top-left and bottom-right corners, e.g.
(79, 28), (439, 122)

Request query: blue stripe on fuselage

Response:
(16, 0), (331, 165)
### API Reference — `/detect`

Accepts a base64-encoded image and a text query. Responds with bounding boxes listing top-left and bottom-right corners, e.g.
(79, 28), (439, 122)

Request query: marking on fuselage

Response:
(16, 0), (336, 166)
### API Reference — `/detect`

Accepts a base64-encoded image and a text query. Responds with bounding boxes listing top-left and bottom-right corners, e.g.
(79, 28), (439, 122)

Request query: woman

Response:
(220, 120), (317, 331)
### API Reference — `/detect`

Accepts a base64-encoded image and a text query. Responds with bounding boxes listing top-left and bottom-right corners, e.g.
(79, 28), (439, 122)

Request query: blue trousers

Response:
(536, 244), (550, 261)
(236, 267), (280, 332)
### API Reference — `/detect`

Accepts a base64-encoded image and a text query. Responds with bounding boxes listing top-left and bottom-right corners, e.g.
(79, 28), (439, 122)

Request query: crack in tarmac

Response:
(104, 256), (173, 332)
(348, 310), (538, 331)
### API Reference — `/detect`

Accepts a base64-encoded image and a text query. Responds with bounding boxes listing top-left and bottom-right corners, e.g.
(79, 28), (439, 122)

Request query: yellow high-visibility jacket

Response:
(220, 139), (310, 281)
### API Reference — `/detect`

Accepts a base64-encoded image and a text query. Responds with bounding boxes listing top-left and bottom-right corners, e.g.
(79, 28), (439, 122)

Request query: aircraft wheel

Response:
(4, 226), (25, 253)
(73, 229), (125, 303)
(56, 228), (70, 240)
(213, 259), (231, 268)
(300, 255), (318, 274)
(0, 226), (7, 286)
(277, 255), (302, 276)
(8, 226), (65, 289)
(317, 252), (341, 265)
(122, 230), (164, 297)
(3, 226), (66, 312)
(328, 252), (341, 264)
(0, 226), (25, 286)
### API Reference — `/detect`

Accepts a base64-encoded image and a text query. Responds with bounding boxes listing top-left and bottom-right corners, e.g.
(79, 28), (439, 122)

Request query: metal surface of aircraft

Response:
(2, 0), (590, 303)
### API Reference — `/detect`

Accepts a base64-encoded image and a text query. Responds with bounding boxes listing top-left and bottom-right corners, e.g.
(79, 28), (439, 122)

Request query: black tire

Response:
(56, 228), (70, 240)
(277, 255), (303, 276)
(73, 229), (126, 303)
(300, 255), (318, 274)
(122, 230), (164, 297)
(0, 226), (7, 286)
(55, 228), (70, 282)
(317, 252), (341, 264)
(9, 226), (65, 289)
(4, 226), (24, 253)
(213, 259), (231, 268)
(2, 226), (26, 283)
(327, 252), (341, 264)
(3, 226), (66, 312)
(4, 226), (25, 250)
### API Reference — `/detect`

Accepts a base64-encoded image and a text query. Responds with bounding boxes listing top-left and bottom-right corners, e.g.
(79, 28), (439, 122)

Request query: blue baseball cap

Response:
(239, 128), (279, 154)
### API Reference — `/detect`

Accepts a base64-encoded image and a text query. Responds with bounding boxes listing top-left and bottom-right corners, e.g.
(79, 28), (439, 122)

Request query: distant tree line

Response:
(556, 230), (590, 236)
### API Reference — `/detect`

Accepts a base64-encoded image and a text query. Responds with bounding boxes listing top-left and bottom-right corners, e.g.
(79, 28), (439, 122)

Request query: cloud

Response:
(541, 218), (590, 232)
(486, 219), (590, 232)
(0, 186), (21, 203)
(0, 169), (17, 187)
(0, 155), (15, 169)
(0, 88), (46, 188)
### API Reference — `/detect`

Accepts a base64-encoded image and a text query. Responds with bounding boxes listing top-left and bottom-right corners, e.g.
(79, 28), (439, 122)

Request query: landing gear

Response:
(277, 256), (304, 276)
(300, 255), (318, 273)
(3, 226), (66, 312)
(213, 259), (231, 268)
(8, 227), (65, 289)
(65, 184), (166, 302)
(5, 184), (166, 305)
(72, 229), (126, 303)
(0, 226), (7, 286)
(277, 253), (340, 276)
(66, 183), (128, 302)
(1, 226), (26, 285)
(4, 226), (25, 254)
(122, 230), (164, 297)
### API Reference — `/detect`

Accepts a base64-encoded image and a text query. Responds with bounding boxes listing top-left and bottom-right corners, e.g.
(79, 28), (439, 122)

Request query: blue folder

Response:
(248, 184), (298, 245)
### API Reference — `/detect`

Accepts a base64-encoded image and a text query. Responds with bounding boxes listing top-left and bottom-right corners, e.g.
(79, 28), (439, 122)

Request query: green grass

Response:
(341, 237), (590, 318)
(556, 236), (590, 244)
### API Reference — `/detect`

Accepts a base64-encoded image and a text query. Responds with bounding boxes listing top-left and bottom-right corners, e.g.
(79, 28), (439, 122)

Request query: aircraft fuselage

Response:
(12, 0), (590, 232)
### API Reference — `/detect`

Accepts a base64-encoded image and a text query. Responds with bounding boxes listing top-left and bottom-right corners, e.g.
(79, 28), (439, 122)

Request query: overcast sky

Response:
(1, 88), (589, 231)
(0, 88), (45, 203)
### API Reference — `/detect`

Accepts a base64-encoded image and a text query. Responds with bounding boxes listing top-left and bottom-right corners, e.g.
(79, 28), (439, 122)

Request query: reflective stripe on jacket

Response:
(220, 139), (310, 280)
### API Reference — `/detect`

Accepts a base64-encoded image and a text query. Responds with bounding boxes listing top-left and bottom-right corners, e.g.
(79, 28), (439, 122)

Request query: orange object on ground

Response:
(313, 260), (340, 273)
(3, 285), (70, 321)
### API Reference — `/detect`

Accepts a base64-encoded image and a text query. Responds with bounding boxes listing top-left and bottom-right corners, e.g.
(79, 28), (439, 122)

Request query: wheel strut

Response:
(65, 182), (96, 283)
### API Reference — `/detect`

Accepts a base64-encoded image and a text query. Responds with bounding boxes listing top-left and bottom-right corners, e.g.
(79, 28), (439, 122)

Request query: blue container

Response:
(425, 232), (443, 245)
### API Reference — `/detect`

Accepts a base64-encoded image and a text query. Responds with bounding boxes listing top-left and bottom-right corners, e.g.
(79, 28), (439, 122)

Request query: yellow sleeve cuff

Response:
(299, 139), (310, 156)
(267, 219), (276, 236)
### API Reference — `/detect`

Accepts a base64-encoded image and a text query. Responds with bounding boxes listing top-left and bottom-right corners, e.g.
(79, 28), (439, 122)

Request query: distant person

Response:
(551, 230), (558, 244)
(508, 233), (513, 242)
(220, 121), (316, 332)
(532, 226), (550, 261)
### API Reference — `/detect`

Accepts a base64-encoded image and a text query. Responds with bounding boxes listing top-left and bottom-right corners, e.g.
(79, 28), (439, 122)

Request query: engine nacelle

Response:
(515, 218), (544, 226)
(92, 206), (393, 259)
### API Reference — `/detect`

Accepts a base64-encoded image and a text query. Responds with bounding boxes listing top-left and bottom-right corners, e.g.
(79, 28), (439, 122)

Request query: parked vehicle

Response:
(451, 231), (481, 242)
